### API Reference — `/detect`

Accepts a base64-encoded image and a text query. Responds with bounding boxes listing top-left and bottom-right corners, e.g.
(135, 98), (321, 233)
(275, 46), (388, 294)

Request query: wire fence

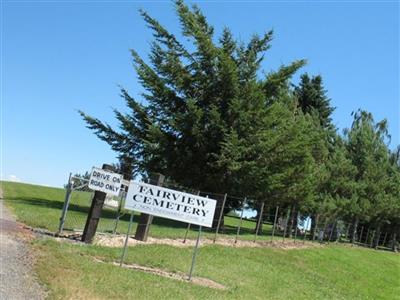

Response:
(37, 174), (396, 252)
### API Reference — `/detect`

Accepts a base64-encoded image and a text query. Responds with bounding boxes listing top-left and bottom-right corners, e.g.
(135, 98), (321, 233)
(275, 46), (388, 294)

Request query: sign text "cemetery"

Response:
(125, 182), (217, 227)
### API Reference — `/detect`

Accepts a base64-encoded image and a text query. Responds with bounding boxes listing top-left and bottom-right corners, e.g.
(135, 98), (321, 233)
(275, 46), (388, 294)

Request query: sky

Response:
(2, 0), (399, 188)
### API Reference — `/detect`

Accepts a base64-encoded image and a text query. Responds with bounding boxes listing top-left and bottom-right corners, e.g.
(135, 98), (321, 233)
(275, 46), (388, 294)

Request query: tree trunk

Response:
(211, 193), (226, 230)
(350, 217), (359, 243)
(372, 224), (381, 249)
(287, 205), (296, 238)
(392, 233), (398, 252)
(310, 214), (319, 241)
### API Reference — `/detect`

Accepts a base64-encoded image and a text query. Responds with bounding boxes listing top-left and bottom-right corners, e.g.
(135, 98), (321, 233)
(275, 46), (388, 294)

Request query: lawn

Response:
(32, 239), (399, 299)
(1, 181), (276, 242)
(2, 181), (400, 299)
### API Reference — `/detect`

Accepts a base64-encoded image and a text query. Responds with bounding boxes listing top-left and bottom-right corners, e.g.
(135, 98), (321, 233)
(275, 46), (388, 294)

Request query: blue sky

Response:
(2, 1), (399, 187)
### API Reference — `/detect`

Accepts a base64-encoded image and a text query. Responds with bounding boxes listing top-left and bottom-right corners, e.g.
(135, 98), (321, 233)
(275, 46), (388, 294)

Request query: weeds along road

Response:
(0, 187), (45, 300)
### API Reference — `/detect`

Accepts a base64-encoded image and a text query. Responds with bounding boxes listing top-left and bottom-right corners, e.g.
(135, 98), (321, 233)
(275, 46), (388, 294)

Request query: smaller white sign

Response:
(88, 167), (123, 196)
(125, 181), (217, 228)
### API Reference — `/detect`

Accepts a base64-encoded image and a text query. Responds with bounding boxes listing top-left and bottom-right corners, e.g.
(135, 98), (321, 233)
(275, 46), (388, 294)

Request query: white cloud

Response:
(9, 175), (21, 182)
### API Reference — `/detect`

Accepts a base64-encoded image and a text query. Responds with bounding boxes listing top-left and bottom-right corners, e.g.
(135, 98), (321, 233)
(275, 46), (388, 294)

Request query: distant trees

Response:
(342, 111), (400, 245)
(79, 0), (399, 235)
(65, 171), (91, 191)
(294, 74), (335, 130)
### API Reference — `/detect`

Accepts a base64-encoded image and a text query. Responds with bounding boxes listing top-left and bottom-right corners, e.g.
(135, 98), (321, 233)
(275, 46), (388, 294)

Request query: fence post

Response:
(113, 190), (125, 235)
(369, 230), (375, 248)
(293, 211), (299, 243)
(303, 216), (310, 244)
(58, 173), (72, 235)
(312, 214), (320, 242)
(282, 208), (291, 243)
(253, 201), (265, 243)
(288, 207), (296, 238)
(188, 226), (202, 280)
(391, 233), (398, 252)
(343, 223), (350, 243)
(213, 193), (227, 243)
(328, 220), (337, 243)
(364, 228), (370, 245)
(234, 197), (246, 244)
(320, 221), (329, 243)
(120, 212), (134, 267)
(183, 191), (201, 243)
(271, 206), (279, 242)
(358, 226), (364, 244)
(382, 232), (388, 248)
(351, 218), (359, 244)
(183, 224), (191, 243)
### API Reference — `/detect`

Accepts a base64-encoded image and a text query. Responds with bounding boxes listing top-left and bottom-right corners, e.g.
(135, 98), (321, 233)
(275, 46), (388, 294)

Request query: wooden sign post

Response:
(82, 164), (122, 243)
(134, 173), (165, 241)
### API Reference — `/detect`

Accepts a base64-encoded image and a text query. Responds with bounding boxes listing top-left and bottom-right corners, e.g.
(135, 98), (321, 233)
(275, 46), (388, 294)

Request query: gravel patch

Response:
(94, 234), (319, 250)
(0, 190), (46, 300)
(93, 257), (227, 290)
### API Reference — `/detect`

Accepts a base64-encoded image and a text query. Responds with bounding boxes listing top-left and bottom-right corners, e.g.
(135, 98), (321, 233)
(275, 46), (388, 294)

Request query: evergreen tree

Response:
(78, 0), (399, 238)
(80, 0), (304, 194)
(294, 73), (335, 130)
(344, 110), (393, 240)
(79, 0), (307, 228)
(218, 98), (323, 234)
(315, 137), (357, 225)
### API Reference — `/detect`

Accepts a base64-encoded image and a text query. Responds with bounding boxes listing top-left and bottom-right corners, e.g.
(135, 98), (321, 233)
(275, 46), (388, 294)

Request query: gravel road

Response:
(0, 188), (45, 299)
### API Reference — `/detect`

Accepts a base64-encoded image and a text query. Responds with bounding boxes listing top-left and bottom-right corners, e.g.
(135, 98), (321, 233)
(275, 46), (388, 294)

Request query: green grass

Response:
(2, 181), (400, 299)
(1, 181), (275, 241)
(33, 239), (399, 300)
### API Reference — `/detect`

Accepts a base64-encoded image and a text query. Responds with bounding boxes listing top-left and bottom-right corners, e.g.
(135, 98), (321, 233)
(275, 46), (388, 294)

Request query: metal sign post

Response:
(282, 208), (291, 243)
(213, 193), (227, 243)
(58, 173), (72, 235)
(120, 212), (134, 267)
(253, 201), (265, 243)
(234, 197), (246, 244)
(183, 223), (191, 243)
(183, 191), (200, 243)
(271, 206), (279, 242)
(303, 216), (310, 244)
(188, 225), (202, 281)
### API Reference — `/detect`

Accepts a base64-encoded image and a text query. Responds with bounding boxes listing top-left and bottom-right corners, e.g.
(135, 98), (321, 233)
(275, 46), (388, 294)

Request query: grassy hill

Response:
(1, 181), (273, 241)
(2, 181), (400, 299)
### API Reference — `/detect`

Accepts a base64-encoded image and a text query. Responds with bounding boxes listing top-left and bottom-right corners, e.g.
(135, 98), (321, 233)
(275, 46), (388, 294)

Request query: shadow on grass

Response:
(4, 197), (117, 220)
(4, 197), (290, 239)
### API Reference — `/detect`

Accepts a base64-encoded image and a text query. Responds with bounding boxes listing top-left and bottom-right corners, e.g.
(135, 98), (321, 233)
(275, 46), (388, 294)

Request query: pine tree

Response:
(79, 0), (308, 229)
(218, 98), (321, 233)
(316, 137), (357, 223)
(294, 74), (335, 129)
(80, 1), (304, 193)
(344, 110), (393, 241)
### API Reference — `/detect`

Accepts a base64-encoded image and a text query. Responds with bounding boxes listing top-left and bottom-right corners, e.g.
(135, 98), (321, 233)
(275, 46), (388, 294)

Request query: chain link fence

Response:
(43, 173), (397, 251)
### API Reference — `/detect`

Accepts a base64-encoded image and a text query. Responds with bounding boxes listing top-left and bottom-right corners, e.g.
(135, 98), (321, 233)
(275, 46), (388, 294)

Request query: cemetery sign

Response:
(125, 181), (217, 227)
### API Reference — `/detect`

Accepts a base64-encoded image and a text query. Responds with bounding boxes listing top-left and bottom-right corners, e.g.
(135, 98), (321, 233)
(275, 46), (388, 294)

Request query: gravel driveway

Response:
(0, 188), (45, 299)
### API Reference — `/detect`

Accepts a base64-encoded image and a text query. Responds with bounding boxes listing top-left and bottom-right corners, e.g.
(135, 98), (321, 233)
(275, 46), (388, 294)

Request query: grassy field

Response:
(1, 181), (274, 241)
(32, 238), (400, 299)
(2, 181), (400, 299)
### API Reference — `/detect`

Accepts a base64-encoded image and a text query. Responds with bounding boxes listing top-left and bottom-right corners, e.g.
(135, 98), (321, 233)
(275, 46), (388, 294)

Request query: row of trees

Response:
(80, 0), (399, 245)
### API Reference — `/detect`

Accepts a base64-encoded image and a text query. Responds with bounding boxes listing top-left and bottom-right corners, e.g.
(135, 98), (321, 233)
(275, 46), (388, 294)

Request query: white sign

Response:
(125, 181), (217, 228)
(88, 167), (123, 196)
